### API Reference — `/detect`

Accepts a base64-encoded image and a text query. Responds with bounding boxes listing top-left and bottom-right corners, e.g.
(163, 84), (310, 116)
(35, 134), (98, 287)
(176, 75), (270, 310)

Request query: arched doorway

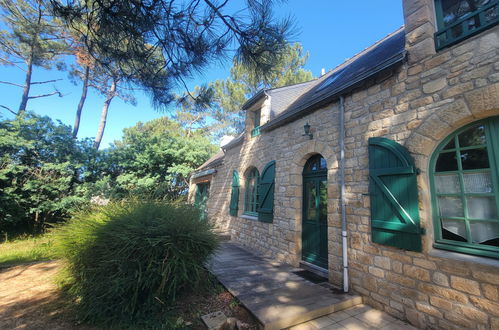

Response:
(302, 154), (328, 269)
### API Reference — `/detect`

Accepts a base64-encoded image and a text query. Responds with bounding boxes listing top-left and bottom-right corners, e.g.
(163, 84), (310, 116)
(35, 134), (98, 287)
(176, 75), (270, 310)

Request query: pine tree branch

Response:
(31, 79), (62, 85)
(0, 80), (24, 88)
(203, 0), (242, 35)
(0, 104), (17, 115)
(0, 57), (27, 72)
(28, 90), (63, 99)
(0, 39), (24, 59)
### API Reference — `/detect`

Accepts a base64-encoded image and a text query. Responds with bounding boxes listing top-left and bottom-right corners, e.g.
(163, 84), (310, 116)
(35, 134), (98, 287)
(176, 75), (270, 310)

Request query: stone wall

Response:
(190, 2), (499, 328)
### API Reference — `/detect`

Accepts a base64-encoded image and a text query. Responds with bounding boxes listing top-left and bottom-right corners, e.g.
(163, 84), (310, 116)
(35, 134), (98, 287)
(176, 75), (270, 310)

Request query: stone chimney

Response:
(402, 0), (437, 64)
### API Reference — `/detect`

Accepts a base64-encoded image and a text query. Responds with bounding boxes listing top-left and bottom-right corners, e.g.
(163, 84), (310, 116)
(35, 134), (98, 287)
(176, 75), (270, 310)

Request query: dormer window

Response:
(251, 109), (261, 137)
(434, 0), (499, 50)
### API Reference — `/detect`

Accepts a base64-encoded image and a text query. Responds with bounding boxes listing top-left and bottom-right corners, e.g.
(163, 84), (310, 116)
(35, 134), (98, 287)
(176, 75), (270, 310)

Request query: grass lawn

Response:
(0, 235), (55, 268)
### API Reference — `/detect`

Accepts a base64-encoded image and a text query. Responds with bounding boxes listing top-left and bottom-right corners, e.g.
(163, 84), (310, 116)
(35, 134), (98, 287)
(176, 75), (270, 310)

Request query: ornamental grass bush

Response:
(52, 200), (219, 325)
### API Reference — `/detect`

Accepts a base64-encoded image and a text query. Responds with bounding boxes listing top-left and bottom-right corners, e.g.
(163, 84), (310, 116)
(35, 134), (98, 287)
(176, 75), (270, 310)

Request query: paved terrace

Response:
(207, 242), (366, 330)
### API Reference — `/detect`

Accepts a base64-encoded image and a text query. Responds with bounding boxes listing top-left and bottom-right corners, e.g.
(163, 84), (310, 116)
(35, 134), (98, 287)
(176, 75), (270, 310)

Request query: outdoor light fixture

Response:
(303, 122), (313, 139)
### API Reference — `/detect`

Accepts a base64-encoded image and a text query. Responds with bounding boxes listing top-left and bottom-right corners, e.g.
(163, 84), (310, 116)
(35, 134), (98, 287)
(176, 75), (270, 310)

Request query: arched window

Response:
(303, 154), (327, 175)
(244, 167), (259, 215)
(430, 117), (499, 258)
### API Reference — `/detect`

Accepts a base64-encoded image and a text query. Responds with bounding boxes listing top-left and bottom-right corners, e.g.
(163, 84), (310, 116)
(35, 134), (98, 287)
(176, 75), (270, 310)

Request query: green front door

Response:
(195, 182), (210, 222)
(302, 155), (328, 269)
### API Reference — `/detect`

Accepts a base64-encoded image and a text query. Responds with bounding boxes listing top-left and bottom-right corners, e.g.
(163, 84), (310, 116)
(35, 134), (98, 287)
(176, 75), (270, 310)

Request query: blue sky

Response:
(0, 1), (403, 148)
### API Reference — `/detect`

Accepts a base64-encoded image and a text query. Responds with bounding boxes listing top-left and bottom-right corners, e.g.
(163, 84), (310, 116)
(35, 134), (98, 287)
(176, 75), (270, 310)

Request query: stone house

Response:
(189, 0), (499, 328)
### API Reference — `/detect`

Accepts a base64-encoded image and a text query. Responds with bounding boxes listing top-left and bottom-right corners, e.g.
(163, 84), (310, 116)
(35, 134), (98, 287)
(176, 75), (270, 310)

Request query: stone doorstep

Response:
(259, 295), (363, 330)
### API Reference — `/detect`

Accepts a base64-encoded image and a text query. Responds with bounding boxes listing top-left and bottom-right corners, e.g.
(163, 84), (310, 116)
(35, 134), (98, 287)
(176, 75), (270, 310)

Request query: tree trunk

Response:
(18, 52), (34, 115)
(93, 80), (117, 149)
(72, 65), (90, 138)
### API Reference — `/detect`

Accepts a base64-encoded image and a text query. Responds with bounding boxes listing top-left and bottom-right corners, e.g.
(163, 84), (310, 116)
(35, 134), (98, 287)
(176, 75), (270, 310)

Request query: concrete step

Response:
(212, 229), (231, 241)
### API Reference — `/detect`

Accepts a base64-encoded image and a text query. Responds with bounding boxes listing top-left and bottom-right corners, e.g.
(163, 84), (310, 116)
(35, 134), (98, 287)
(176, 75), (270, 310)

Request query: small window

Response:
(434, 0), (499, 50)
(430, 117), (499, 258)
(244, 167), (259, 215)
(251, 109), (261, 137)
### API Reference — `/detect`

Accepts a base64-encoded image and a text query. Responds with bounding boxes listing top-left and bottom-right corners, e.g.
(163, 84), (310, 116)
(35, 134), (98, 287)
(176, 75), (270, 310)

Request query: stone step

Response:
(212, 230), (231, 241)
(250, 292), (362, 330)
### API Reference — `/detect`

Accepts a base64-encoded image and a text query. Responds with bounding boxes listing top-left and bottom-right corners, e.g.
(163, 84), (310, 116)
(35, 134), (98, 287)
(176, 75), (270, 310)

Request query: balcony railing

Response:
(251, 126), (261, 137)
(435, 0), (499, 50)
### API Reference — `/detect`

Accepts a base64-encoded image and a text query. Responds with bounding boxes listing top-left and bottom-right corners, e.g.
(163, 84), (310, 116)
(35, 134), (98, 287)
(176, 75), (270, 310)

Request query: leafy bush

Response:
(52, 200), (219, 325)
(0, 113), (93, 235)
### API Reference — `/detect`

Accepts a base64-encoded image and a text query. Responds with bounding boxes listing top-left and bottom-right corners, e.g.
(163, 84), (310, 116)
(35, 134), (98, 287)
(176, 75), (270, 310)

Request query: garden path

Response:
(0, 261), (94, 330)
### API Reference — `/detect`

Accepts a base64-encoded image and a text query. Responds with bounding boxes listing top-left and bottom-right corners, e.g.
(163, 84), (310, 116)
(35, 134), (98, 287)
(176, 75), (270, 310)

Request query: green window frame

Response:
(251, 109), (261, 137)
(430, 117), (499, 259)
(434, 0), (499, 50)
(244, 167), (259, 216)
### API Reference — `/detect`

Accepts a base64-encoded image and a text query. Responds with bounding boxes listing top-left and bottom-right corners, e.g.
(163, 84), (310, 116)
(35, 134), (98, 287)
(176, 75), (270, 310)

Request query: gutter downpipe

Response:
(339, 95), (349, 293)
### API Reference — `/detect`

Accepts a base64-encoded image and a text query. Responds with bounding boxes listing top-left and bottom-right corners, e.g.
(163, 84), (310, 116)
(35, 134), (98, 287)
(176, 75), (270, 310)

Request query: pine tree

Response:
(0, 0), (68, 114)
(52, 0), (294, 108)
(176, 43), (314, 137)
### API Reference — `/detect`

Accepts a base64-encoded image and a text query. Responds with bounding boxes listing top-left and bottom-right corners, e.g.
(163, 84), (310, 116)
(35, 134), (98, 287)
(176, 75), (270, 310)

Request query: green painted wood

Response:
(251, 126), (261, 137)
(229, 170), (239, 216)
(302, 155), (328, 269)
(195, 182), (210, 222)
(429, 117), (499, 258)
(257, 161), (275, 223)
(368, 137), (422, 252)
(434, 0), (499, 50)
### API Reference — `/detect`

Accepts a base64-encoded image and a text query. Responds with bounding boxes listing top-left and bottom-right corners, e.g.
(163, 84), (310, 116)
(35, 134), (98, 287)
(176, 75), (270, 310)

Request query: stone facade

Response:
(189, 1), (499, 329)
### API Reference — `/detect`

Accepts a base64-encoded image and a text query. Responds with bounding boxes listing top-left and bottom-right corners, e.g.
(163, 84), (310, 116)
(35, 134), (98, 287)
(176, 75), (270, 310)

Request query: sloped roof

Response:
(193, 27), (406, 172)
(262, 27), (406, 131)
(266, 80), (318, 120)
(196, 150), (224, 171)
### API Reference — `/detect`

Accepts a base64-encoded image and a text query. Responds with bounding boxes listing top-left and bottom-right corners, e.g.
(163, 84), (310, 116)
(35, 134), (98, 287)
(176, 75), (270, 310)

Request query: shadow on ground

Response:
(0, 261), (94, 330)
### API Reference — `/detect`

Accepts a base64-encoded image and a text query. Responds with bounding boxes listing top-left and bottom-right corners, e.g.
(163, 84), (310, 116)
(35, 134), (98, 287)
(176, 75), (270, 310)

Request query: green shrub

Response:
(52, 200), (219, 325)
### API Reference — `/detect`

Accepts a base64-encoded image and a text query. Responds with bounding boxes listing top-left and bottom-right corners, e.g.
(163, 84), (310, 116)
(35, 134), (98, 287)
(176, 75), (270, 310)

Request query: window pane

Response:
(460, 148), (489, 170)
(441, 0), (488, 28)
(484, 5), (498, 24)
(319, 157), (327, 170)
(435, 174), (461, 194)
(438, 196), (464, 217)
(470, 221), (499, 247)
(436, 152), (458, 172)
(463, 172), (493, 193)
(443, 138), (455, 150)
(254, 109), (260, 127)
(466, 196), (497, 219)
(442, 219), (467, 242)
(458, 125), (486, 147)
(306, 181), (317, 220)
(319, 180), (327, 223)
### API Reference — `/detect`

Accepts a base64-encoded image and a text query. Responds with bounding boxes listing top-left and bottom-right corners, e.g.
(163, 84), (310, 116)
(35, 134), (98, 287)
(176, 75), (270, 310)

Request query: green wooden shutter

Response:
(257, 161), (276, 223)
(229, 170), (239, 216)
(368, 138), (422, 252)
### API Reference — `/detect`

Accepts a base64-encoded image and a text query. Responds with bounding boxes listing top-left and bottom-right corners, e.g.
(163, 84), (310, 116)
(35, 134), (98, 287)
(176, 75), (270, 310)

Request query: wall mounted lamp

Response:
(303, 122), (313, 139)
